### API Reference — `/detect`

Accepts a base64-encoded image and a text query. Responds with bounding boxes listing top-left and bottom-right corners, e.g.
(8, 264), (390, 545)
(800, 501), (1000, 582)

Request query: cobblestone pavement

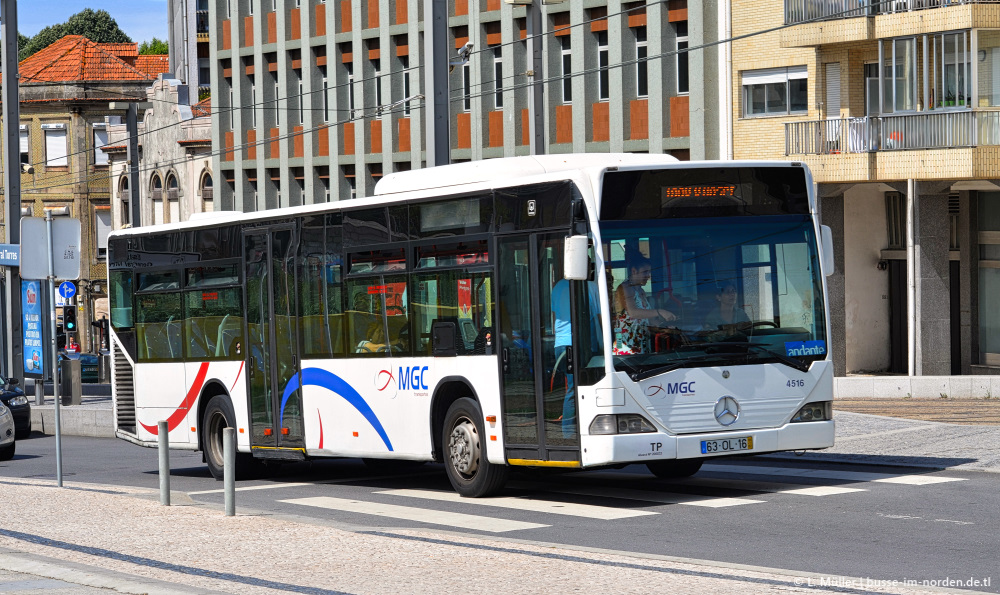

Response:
(834, 399), (1000, 425)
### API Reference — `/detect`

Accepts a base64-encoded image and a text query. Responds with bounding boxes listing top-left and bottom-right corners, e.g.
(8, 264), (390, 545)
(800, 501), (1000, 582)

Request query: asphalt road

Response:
(3, 434), (997, 593)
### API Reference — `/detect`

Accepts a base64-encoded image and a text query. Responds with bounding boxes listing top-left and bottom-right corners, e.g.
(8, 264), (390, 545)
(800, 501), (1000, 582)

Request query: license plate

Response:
(701, 436), (753, 454)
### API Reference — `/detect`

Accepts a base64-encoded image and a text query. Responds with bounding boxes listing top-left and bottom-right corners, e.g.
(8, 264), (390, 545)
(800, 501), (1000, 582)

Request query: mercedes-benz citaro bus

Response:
(108, 154), (835, 497)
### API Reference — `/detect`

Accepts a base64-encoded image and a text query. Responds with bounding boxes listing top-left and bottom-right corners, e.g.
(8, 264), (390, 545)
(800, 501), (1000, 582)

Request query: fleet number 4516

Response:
(786, 379), (805, 388)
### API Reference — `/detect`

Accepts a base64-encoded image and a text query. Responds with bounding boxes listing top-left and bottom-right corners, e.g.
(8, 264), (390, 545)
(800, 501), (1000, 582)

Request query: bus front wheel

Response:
(646, 459), (704, 479)
(443, 398), (508, 497)
(202, 395), (256, 481)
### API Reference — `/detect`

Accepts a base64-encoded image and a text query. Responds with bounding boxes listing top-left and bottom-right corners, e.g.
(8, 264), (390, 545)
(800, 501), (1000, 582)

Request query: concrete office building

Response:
(733, 0), (1000, 387)
(209, 0), (730, 211)
(169, 0), (214, 96)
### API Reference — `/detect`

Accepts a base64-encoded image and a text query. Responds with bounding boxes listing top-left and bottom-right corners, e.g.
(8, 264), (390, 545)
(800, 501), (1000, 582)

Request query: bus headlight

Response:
(790, 402), (832, 423)
(589, 414), (657, 435)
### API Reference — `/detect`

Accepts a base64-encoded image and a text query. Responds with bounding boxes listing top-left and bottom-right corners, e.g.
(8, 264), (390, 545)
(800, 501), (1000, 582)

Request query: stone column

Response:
(821, 192), (847, 376)
(917, 183), (953, 375)
(959, 190), (977, 372)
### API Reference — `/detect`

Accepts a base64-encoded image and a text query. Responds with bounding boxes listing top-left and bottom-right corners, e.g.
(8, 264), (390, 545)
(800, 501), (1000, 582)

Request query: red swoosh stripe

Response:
(140, 362), (211, 435)
(317, 409), (324, 449)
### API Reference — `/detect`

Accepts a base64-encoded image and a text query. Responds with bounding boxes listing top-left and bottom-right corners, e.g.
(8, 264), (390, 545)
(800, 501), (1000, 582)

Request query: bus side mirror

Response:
(564, 235), (589, 280)
(820, 225), (835, 276)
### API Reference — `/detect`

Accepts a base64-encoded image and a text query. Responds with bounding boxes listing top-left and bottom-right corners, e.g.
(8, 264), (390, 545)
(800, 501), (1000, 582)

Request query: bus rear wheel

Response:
(646, 459), (704, 479)
(202, 395), (256, 481)
(443, 398), (508, 497)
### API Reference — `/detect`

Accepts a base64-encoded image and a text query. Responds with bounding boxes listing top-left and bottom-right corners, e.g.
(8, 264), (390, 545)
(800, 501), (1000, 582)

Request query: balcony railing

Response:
(785, 0), (1000, 24)
(785, 110), (1000, 154)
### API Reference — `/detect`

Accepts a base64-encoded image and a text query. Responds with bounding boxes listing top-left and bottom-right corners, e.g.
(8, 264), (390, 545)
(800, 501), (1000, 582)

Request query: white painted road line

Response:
(189, 482), (312, 495)
(377, 489), (657, 519)
(703, 464), (967, 485)
(777, 485), (867, 497)
(280, 496), (549, 533)
(532, 485), (766, 508)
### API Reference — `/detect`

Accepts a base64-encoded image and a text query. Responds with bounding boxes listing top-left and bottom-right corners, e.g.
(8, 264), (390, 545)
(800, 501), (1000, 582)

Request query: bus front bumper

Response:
(580, 420), (835, 467)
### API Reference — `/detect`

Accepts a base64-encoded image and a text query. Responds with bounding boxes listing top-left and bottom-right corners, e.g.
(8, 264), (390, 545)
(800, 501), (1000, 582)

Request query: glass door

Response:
(244, 226), (304, 453)
(497, 232), (579, 465)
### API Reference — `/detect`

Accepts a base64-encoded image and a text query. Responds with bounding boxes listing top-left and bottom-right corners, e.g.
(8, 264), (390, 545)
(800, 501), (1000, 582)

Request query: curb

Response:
(29, 407), (115, 439)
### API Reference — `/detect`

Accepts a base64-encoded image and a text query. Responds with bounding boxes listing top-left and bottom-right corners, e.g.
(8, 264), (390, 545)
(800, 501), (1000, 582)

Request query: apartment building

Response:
(169, 0), (214, 95)
(0, 36), (170, 353)
(733, 0), (1000, 380)
(104, 78), (214, 230)
(209, 0), (728, 212)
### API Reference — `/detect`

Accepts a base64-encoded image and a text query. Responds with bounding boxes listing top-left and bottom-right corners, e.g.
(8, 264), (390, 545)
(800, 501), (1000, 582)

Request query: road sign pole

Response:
(46, 212), (63, 488)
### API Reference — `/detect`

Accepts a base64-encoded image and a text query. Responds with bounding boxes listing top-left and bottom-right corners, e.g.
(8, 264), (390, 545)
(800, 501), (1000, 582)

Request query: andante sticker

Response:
(785, 340), (827, 357)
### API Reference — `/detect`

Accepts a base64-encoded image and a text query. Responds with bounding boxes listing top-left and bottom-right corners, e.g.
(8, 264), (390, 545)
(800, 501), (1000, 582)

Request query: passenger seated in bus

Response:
(356, 319), (394, 353)
(703, 281), (752, 339)
(613, 251), (677, 355)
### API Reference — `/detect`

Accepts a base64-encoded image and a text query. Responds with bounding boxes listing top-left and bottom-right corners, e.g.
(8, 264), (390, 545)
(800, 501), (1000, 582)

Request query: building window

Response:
(742, 66), (808, 117)
(635, 26), (648, 98)
(95, 208), (112, 259)
(346, 62), (356, 117)
(463, 62), (471, 112)
(493, 46), (503, 109)
(201, 172), (214, 212)
(43, 125), (68, 167)
(321, 66), (330, 122)
(401, 56), (411, 115)
(676, 21), (689, 95)
(199, 59), (210, 87)
(19, 127), (29, 166)
(561, 36), (572, 103)
(597, 31), (609, 101)
(93, 124), (110, 166)
(119, 177), (131, 226)
(248, 0), (254, 15)
(373, 59), (383, 117)
(935, 32), (970, 109)
(274, 81), (281, 126)
(297, 72), (304, 124)
(250, 77), (257, 128)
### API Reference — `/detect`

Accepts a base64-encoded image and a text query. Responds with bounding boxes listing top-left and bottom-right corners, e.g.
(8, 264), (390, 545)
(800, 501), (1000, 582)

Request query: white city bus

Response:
(108, 154), (835, 497)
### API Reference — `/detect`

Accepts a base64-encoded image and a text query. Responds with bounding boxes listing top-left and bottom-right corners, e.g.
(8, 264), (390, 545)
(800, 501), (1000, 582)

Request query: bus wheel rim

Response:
(448, 417), (480, 478)
(208, 411), (225, 466)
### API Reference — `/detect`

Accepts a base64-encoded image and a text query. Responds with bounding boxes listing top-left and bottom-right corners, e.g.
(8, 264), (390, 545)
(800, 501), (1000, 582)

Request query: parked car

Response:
(0, 402), (15, 461)
(0, 375), (29, 439)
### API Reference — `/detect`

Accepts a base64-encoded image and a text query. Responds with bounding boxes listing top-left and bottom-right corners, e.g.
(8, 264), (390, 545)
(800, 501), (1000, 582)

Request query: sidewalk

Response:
(0, 478), (978, 595)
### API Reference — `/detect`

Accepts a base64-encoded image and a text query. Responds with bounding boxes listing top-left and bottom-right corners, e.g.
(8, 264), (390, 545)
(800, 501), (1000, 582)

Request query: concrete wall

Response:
(844, 184), (890, 373)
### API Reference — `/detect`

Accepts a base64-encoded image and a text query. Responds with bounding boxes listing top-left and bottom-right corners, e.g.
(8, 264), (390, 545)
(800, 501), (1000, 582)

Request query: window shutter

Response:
(94, 128), (110, 165)
(45, 129), (68, 166)
(95, 209), (112, 255)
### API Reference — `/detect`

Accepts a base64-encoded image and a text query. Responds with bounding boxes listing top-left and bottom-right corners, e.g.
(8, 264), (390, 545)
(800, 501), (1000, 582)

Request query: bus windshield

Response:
(600, 167), (827, 378)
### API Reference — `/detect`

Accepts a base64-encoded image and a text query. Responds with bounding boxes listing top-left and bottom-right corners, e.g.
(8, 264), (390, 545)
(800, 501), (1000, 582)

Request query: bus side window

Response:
(136, 293), (182, 361)
(300, 214), (346, 358)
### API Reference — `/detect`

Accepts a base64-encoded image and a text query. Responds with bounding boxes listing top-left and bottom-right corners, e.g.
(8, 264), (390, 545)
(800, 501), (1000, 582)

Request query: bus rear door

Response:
(243, 226), (305, 459)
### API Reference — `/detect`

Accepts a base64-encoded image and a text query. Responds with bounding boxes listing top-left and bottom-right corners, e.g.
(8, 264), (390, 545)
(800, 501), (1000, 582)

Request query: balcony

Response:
(785, 111), (1000, 181)
(785, 0), (1000, 25)
(781, 0), (1000, 47)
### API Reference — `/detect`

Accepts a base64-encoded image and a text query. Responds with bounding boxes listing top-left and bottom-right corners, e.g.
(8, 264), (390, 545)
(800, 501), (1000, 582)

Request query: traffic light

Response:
(63, 307), (77, 335)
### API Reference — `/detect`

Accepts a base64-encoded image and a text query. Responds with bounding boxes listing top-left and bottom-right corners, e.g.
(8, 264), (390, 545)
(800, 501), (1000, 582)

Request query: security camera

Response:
(21, 163), (34, 174)
(876, 260), (888, 271)
(450, 42), (475, 66)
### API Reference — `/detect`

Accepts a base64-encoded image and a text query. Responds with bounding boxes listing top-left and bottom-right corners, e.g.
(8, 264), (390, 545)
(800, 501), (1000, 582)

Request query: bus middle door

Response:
(243, 226), (305, 460)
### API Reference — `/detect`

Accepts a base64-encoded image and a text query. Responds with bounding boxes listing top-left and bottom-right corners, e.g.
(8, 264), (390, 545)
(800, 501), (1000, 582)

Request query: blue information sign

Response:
(21, 280), (45, 378)
(58, 281), (76, 300)
(0, 244), (18, 267)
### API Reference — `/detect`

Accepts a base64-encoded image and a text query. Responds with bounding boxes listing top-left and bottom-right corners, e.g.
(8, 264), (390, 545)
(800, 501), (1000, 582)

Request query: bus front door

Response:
(243, 227), (305, 459)
(497, 233), (580, 467)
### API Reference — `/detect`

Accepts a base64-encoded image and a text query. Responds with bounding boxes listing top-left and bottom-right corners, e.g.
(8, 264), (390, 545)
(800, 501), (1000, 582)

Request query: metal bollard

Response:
(223, 427), (236, 516)
(158, 421), (170, 506)
(34, 379), (44, 406)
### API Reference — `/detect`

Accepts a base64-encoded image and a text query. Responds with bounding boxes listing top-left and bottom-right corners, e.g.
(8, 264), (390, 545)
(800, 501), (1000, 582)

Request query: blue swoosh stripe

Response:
(281, 368), (393, 451)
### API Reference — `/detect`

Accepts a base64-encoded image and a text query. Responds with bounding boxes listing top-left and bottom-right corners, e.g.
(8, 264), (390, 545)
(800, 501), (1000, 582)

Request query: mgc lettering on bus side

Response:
(399, 366), (429, 391)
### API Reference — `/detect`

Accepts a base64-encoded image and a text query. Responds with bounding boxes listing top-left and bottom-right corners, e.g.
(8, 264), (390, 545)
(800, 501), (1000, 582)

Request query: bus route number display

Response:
(663, 185), (737, 199)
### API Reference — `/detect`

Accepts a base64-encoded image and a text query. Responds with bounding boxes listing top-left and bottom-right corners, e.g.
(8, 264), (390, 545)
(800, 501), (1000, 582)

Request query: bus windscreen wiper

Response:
(632, 353), (750, 381)
(740, 343), (810, 372)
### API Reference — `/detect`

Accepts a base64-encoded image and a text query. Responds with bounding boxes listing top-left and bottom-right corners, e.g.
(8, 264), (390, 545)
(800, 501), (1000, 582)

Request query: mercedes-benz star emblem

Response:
(714, 396), (740, 426)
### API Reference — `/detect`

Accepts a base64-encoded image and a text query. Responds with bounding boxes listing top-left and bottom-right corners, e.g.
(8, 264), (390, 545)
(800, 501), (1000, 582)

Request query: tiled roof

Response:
(192, 96), (212, 118)
(98, 43), (138, 66)
(19, 36), (154, 83)
(136, 55), (170, 78)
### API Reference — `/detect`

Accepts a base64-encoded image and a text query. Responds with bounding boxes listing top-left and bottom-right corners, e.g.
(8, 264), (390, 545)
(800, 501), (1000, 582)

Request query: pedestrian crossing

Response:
(271, 464), (969, 534)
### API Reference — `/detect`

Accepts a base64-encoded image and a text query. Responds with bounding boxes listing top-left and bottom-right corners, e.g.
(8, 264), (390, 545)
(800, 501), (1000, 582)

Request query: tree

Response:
(19, 9), (132, 61)
(139, 38), (169, 55)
